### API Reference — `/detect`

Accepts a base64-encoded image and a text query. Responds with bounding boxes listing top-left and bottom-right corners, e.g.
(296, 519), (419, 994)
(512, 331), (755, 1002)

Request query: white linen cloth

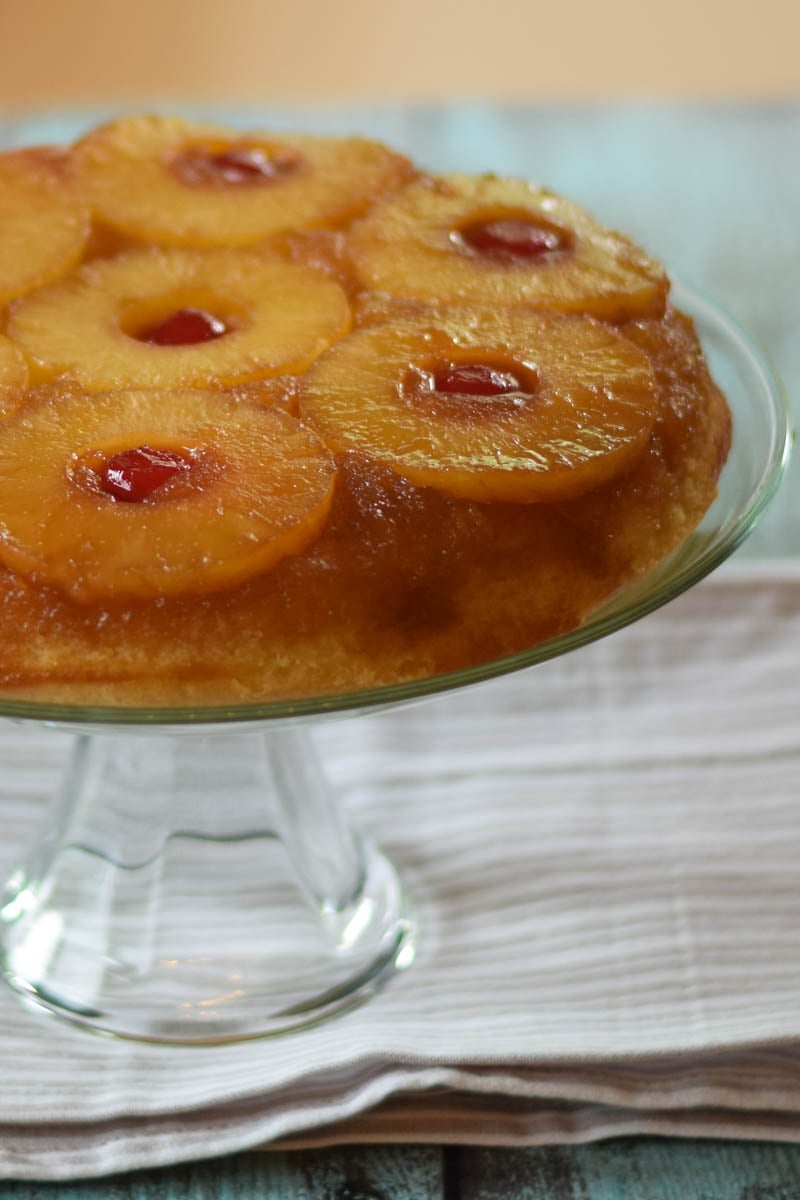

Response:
(2, 564), (800, 1180)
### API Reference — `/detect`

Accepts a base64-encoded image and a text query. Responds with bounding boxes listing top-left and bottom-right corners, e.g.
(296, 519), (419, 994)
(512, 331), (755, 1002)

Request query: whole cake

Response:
(0, 117), (731, 707)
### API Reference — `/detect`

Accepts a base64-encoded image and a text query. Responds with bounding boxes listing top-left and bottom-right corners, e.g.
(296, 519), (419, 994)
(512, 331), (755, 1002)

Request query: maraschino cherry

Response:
(100, 445), (191, 503)
(458, 217), (565, 261)
(140, 308), (227, 346)
(171, 145), (297, 187)
(433, 363), (523, 396)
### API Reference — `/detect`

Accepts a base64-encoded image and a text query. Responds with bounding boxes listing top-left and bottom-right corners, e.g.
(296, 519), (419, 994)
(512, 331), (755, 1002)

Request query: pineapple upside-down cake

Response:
(0, 116), (731, 706)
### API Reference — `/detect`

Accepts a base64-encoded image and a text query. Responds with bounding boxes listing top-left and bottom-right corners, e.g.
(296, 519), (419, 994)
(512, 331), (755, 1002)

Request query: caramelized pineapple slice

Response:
(8, 248), (351, 390)
(348, 175), (668, 321)
(0, 147), (90, 306)
(0, 334), (28, 419)
(73, 115), (414, 247)
(0, 388), (336, 603)
(300, 309), (659, 503)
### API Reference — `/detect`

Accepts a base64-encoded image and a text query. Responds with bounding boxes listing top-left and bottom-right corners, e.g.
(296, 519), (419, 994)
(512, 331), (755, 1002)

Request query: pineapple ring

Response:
(73, 115), (414, 247)
(347, 175), (668, 322)
(0, 335), (28, 419)
(8, 248), (351, 390)
(0, 148), (90, 306)
(0, 388), (336, 604)
(299, 310), (659, 503)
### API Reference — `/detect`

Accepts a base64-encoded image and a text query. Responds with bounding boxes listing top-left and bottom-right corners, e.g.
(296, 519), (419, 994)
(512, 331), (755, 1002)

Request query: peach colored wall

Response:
(0, 0), (797, 107)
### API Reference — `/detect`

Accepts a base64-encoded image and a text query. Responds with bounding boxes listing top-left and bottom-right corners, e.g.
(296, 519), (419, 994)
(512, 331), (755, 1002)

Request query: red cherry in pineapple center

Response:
(100, 445), (192, 503)
(171, 144), (298, 186)
(140, 307), (227, 346)
(458, 217), (566, 260)
(433, 363), (524, 396)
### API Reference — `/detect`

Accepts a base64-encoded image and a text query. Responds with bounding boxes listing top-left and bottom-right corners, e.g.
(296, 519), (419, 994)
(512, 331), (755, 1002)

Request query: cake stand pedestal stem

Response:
(0, 726), (414, 1043)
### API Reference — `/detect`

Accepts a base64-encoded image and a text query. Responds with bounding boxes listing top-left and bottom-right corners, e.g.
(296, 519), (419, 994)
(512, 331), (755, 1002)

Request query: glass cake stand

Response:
(0, 283), (790, 1044)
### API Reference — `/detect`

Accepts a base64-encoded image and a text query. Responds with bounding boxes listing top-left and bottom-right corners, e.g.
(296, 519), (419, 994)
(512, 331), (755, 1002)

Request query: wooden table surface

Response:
(5, 1142), (800, 1197)
(1, 103), (799, 1196)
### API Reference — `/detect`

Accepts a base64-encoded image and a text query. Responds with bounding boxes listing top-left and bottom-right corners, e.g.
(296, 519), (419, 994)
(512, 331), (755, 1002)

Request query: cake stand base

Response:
(0, 727), (414, 1044)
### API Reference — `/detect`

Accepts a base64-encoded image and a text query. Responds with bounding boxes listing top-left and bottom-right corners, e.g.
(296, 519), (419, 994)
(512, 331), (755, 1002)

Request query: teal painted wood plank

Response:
(255, 1146), (443, 1200)
(0, 1147), (443, 1199)
(460, 1139), (800, 1199)
(8, 1141), (800, 1199)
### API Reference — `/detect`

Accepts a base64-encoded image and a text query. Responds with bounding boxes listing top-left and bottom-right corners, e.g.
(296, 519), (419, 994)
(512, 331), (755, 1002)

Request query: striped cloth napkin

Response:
(2, 562), (800, 1181)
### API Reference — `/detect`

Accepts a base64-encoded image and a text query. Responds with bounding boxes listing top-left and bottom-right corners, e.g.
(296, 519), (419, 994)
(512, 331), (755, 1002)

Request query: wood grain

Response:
(459, 1141), (800, 1199)
(0, 1148), (443, 1199)
(6, 1142), (800, 1198)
